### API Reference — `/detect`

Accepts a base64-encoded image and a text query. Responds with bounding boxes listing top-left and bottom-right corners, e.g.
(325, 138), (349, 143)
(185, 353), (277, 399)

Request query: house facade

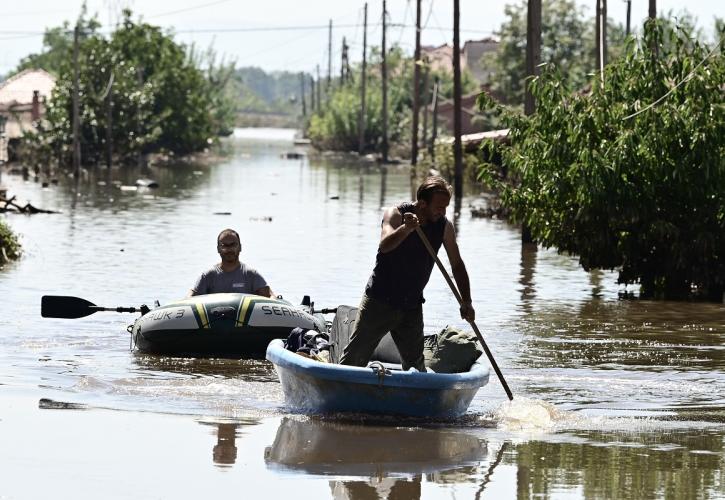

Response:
(0, 68), (56, 163)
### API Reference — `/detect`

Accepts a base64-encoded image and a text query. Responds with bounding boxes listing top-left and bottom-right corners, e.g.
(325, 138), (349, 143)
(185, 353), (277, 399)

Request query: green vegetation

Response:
(0, 220), (21, 265)
(20, 8), (235, 166)
(479, 20), (725, 300)
(306, 47), (476, 154)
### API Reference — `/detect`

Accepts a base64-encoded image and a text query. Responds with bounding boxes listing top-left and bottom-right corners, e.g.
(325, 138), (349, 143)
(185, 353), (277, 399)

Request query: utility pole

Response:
(310, 75), (316, 112)
(340, 37), (348, 85)
(523, 0), (541, 244)
(596, 0), (607, 79)
(525, 0), (542, 116)
(327, 19), (332, 92)
(648, 0), (656, 20)
(421, 61), (429, 158)
(300, 72), (306, 117)
(411, 0), (422, 170)
(429, 77), (439, 160)
(381, 0), (389, 163)
(316, 65), (321, 110)
(625, 0), (632, 36)
(105, 73), (113, 168)
(358, 2), (368, 155)
(453, 0), (463, 201)
(72, 23), (81, 176)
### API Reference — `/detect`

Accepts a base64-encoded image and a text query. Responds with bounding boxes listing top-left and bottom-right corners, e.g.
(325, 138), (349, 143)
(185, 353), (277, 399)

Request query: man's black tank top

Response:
(365, 202), (447, 309)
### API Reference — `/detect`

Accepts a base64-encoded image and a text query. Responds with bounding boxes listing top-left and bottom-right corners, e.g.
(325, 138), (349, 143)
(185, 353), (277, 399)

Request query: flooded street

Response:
(0, 128), (723, 499)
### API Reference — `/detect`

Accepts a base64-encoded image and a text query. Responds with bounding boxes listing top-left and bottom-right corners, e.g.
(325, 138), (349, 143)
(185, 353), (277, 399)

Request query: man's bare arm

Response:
(255, 286), (275, 298)
(378, 207), (419, 253)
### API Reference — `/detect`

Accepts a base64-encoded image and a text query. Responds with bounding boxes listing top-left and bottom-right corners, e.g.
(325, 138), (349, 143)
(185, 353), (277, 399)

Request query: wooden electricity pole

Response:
(381, 0), (389, 163)
(300, 72), (306, 117)
(596, 0), (608, 74)
(72, 24), (81, 176)
(625, 0), (632, 36)
(649, 0), (656, 20)
(453, 0), (463, 201)
(358, 2), (368, 155)
(316, 65), (321, 110)
(310, 75), (316, 112)
(327, 19), (333, 92)
(523, 0), (542, 244)
(429, 77), (439, 160)
(525, 0), (542, 117)
(340, 37), (348, 85)
(105, 73), (113, 168)
(411, 0), (422, 169)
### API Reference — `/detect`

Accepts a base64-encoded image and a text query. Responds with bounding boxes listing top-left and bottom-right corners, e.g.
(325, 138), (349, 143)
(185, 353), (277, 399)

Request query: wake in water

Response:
(488, 397), (721, 433)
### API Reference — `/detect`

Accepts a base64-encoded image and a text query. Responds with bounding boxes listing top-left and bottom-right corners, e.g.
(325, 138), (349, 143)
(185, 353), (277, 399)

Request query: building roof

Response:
(0, 68), (56, 105)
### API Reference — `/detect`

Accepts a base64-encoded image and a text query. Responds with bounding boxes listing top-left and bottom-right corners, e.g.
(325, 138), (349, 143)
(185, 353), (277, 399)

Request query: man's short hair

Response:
(217, 229), (241, 245)
(416, 176), (452, 203)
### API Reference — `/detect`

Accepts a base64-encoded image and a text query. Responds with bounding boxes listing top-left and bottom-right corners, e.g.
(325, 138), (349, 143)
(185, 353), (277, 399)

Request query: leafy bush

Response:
(0, 220), (21, 264)
(479, 20), (725, 299)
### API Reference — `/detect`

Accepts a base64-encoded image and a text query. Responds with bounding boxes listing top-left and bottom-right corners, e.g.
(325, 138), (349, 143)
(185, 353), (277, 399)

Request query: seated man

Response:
(188, 228), (275, 298)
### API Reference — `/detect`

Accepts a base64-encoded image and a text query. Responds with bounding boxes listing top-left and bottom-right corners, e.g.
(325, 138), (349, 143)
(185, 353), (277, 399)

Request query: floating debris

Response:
(38, 398), (87, 410)
(249, 216), (273, 222)
(135, 178), (159, 188)
(213, 212), (232, 215)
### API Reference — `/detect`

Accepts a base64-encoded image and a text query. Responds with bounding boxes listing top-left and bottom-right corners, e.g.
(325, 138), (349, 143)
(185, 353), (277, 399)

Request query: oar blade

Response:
(41, 295), (97, 319)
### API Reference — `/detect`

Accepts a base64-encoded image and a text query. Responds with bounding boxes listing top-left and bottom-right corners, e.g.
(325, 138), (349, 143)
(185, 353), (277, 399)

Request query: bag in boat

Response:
(328, 305), (403, 364)
(423, 326), (483, 373)
(285, 327), (331, 362)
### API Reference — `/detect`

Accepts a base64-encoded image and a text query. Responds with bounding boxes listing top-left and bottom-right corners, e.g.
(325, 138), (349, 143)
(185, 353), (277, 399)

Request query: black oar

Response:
(415, 226), (514, 401)
(41, 295), (146, 319)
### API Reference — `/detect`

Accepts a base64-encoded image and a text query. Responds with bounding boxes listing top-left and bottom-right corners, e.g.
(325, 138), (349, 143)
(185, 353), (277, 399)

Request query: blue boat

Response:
(265, 338), (490, 418)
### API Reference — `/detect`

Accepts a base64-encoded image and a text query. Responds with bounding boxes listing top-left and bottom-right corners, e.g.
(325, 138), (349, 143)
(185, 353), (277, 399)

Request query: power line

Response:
(148, 0), (235, 19)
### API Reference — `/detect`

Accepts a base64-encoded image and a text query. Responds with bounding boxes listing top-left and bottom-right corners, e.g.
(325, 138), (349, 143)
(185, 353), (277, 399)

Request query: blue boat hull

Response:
(266, 339), (490, 417)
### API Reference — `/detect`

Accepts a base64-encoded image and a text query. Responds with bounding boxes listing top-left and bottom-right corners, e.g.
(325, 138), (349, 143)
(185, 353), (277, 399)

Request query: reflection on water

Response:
(265, 417), (490, 500)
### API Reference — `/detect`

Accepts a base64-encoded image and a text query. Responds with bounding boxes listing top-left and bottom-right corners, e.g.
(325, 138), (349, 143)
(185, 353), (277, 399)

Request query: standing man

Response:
(340, 176), (475, 371)
(188, 229), (275, 298)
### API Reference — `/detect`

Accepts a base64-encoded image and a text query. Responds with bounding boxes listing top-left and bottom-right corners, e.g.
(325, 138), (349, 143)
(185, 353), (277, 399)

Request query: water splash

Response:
(493, 397), (572, 432)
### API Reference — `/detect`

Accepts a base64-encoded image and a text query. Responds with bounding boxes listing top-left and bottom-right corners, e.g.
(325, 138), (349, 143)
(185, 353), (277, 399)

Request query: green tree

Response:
(479, 20), (725, 300)
(0, 220), (21, 265)
(306, 46), (476, 154)
(21, 9), (235, 165)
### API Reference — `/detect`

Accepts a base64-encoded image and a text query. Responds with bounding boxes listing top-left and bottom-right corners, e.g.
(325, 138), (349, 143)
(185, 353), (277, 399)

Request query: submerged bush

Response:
(0, 220), (21, 264)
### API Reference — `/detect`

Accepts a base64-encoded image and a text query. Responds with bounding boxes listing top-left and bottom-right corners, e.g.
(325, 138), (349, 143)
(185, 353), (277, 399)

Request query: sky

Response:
(0, 0), (721, 76)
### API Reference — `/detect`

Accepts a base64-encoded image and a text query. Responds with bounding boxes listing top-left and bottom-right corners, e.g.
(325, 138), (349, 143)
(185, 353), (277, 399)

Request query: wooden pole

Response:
(105, 73), (113, 169)
(316, 64), (321, 111)
(523, 0), (541, 244)
(340, 37), (347, 85)
(625, 0), (632, 36)
(648, 0), (656, 20)
(430, 77), (439, 160)
(411, 0), (421, 168)
(358, 2), (368, 155)
(300, 72), (306, 117)
(421, 61), (429, 160)
(72, 24), (81, 176)
(453, 0), (463, 201)
(310, 75), (316, 112)
(381, 0), (389, 163)
(524, 0), (541, 117)
(603, 0), (608, 67)
(327, 19), (332, 92)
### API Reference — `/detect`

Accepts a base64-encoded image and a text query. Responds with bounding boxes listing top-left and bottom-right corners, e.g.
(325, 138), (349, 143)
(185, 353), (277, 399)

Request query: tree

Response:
(306, 46), (476, 154)
(479, 20), (725, 299)
(21, 9), (235, 165)
(486, 0), (626, 106)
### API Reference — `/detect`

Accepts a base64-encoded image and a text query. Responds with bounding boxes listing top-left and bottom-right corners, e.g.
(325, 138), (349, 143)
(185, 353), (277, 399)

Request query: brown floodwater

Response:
(0, 128), (722, 499)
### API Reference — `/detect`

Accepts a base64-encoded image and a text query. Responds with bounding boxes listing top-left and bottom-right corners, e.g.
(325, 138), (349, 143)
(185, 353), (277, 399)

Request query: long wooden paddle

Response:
(41, 295), (146, 319)
(415, 226), (514, 400)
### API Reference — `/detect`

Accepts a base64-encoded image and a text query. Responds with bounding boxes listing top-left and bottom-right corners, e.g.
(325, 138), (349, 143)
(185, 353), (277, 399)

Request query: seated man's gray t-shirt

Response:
(191, 263), (268, 295)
